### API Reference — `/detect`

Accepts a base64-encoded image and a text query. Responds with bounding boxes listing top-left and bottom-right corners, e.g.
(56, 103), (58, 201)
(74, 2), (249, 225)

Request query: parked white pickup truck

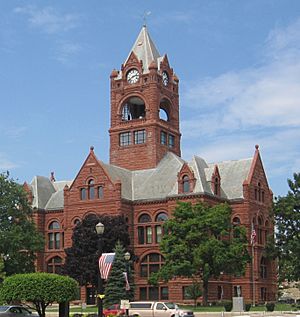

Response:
(128, 302), (194, 317)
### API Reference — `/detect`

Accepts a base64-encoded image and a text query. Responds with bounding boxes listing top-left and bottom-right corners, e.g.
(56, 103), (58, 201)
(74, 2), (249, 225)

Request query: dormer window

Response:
(214, 177), (219, 196)
(183, 175), (190, 193)
(211, 166), (221, 197)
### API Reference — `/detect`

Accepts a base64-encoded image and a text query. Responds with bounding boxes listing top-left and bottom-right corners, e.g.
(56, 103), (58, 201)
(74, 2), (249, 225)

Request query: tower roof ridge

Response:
(125, 25), (161, 73)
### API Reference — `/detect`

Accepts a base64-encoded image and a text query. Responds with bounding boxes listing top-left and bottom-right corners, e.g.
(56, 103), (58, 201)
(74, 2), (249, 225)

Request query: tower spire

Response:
(124, 25), (161, 73)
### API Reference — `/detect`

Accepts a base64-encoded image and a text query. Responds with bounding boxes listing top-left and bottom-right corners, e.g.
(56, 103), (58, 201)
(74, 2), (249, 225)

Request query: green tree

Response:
(104, 241), (134, 307)
(150, 201), (250, 305)
(64, 214), (130, 288)
(274, 172), (300, 281)
(0, 256), (5, 283)
(0, 172), (44, 275)
(0, 273), (78, 317)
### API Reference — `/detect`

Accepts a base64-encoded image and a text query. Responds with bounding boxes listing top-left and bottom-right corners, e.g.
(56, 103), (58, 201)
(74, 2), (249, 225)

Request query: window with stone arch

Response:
(88, 179), (95, 200)
(138, 213), (152, 245)
(260, 257), (267, 278)
(159, 98), (171, 121)
(80, 188), (86, 200)
(73, 218), (81, 227)
(155, 212), (168, 243)
(121, 96), (146, 121)
(48, 220), (62, 250)
(232, 216), (241, 238)
(258, 216), (263, 245)
(140, 253), (165, 278)
(182, 175), (190, 193)
(264, 220), (269, 244)
(47, 256), (63, 274)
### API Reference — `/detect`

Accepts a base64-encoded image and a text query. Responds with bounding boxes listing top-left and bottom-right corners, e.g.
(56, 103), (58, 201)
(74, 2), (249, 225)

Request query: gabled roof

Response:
(28, 148), (260, 209)
(30, 176), (71, 210)
(204, 158), (252, 199)
(125, 25), (162, 73)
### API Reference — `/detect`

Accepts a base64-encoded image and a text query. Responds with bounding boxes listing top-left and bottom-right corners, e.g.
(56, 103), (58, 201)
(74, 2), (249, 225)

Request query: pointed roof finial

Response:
(255, 144), (259, 150)
(142, 11), (151, 27)
(50, 172), (56, 182)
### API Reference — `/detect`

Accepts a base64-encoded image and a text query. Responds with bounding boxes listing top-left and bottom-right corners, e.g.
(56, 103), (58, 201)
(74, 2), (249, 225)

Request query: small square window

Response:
(168, 134), (175, 148)
(120, 132), (131, 146)
(134, 130), (146, 144)
(161, 131), (167, 145)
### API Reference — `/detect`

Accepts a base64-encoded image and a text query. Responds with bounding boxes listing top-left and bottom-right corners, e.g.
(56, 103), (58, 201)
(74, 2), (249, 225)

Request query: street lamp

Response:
(124, 252), (130, 317)
(96, 222), (104, 317)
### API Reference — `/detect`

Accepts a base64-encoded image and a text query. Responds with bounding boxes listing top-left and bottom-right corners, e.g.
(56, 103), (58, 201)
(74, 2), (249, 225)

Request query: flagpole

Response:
(251, 222), (256, 307)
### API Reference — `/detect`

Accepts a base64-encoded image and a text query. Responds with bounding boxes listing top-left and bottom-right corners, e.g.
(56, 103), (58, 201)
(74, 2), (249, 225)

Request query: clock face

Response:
(162, 71), (169, 86)
(127, 69), (140, 84)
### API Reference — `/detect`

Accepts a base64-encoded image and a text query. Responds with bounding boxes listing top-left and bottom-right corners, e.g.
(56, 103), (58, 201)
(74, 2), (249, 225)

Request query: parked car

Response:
(278, 297), (295, 304)
(103, 304), (125, 317)
(128, 302), (194, 317)
(0, 306), (38, 317)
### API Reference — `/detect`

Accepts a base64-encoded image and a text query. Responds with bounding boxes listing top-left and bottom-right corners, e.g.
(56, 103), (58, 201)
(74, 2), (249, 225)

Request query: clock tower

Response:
(109, 26), (181, 170)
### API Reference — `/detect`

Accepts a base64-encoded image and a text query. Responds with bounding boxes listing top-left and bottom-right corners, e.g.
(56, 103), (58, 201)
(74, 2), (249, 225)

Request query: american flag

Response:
(250, 227), (256, 245)
(99, 253), (115, 280)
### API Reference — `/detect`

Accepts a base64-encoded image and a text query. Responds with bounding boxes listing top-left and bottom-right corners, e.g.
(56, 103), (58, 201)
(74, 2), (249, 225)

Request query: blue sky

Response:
(1, 0), (300, 197)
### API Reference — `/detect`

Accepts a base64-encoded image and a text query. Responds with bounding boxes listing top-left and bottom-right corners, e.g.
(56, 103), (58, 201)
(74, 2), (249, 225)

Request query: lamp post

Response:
(96, 222), (105, 317)
(124, 252), (130, 317)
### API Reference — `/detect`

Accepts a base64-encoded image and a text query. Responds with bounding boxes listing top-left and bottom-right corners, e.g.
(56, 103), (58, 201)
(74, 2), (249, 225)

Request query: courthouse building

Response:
(25, 26), (277, 304)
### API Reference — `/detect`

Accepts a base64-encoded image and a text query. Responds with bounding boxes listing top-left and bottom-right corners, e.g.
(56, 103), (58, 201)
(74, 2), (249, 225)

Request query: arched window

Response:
(48, 221), (61, 250)
(232, 217), (241, 238)
(88, 179), (95, 199)
(159, 99), (170, 122)
(265, 220), (269, 243)
(183, 175), (190, 193)
(260, 257), (267, 278)
(140, 253), (165, 278)
(80, 188), (86, 200)
(73, 218), (81, 227)
(258, 216), (263, 244)
(121, 97), (145, 121)
(98, 186), (104, 199)
(155, 212), (168, 243)
(139, 214), (151, 223)
(47, 256), (62, 274)
(232, 217), (241, 225)
(258, 182), (261, 202)
(155, 213), (168, 222)
(138, 214), (152, 244)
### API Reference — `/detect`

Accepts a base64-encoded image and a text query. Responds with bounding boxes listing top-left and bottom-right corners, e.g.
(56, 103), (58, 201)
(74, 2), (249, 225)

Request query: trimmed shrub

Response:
(223, 301), (233, 311)
(266, 302), (275, 312)
(245, 303), (251, 311)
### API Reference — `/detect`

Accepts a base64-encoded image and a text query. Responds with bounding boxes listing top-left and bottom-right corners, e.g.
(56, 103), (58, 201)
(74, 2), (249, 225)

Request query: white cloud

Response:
(183, 18), (300, 136)
(14, 5), (79, 34)
(54, 41), (82, 64)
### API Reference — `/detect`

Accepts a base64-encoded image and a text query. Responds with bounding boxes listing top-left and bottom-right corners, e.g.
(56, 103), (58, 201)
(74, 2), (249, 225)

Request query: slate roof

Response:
(29, 152), (253, 211)
(125, 25), (161, 73)
(29, 176), (72, 210)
